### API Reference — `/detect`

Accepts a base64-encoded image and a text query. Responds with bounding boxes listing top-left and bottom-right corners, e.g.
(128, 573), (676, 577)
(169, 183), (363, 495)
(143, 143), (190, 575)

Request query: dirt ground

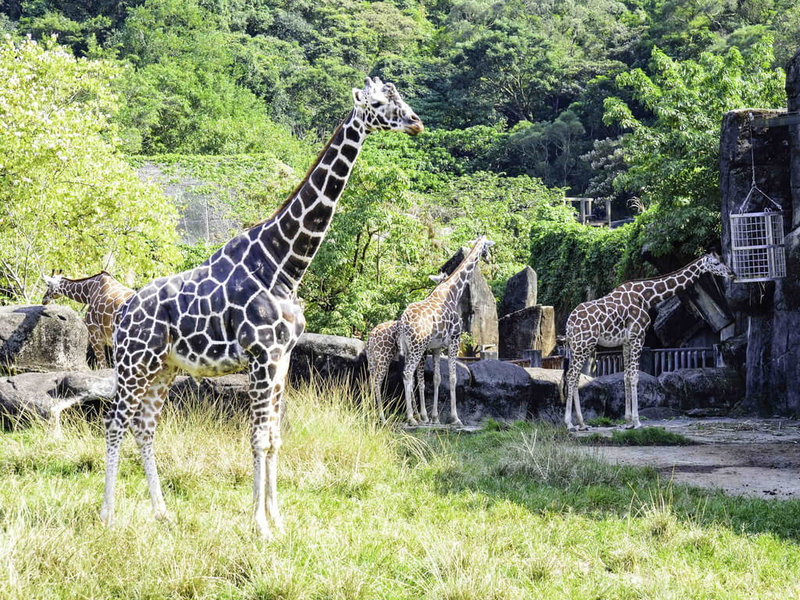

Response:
(574, 418), (800, 500)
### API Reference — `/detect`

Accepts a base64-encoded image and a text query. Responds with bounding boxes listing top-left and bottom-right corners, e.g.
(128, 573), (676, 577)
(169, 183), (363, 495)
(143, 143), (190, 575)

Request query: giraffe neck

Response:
(57, 278), (96, 304)
(254, 110), (366, 292)
(636, 260), (704, 307)
(437, 244), (484, 310)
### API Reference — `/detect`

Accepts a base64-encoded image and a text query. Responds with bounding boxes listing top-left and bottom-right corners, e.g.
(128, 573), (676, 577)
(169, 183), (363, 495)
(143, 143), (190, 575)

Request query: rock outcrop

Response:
(0, 305), (89, 375)
(719, 48), (800, 416)
(499, 266), (538, 317)
(498, 305), (556, 359)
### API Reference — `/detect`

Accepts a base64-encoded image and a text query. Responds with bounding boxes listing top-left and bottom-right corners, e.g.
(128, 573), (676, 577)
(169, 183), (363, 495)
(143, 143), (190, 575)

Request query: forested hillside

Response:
(0, 0), (795, 334)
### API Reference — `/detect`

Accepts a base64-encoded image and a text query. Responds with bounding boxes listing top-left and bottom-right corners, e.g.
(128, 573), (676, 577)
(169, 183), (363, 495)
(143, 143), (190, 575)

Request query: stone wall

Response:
(719, 48), (800, 415)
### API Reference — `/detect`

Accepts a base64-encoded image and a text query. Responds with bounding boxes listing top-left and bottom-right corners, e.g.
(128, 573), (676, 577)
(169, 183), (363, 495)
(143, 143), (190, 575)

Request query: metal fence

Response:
(592, 347), (718, 377)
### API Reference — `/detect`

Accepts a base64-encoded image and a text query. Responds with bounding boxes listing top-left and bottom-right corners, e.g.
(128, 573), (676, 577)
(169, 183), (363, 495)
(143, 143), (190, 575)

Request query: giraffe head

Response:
(478, 236), (495, 261)
(353, 77), (423, 136)
(41, 271), (64, 305)
(699, 252), (736, 279)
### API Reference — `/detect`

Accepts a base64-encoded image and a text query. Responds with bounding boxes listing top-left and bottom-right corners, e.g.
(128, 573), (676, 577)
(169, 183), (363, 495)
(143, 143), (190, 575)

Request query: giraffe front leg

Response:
(249, 348), (288, 539)
(88, 326), (108, 369)
(622, 343), (632, 427)
(131, 366), (177, 522)
(623, 338), (644, 429)
(446, 338), (462, 426)
(431, 348), (441, 424)
(416, 359), (428, 423)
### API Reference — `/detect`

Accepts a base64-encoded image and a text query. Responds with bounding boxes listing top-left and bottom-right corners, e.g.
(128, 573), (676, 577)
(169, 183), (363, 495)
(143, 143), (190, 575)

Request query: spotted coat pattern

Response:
(396, 236), (493, 426)
(100, 77), (423, 539)
(42, 271), (134, 369)
(366, 273), (445, 422)
(563, 253), (735, 431)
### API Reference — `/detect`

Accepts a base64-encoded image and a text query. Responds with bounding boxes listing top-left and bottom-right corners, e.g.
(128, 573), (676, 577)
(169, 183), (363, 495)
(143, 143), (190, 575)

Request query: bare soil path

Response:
(575, 418), (800, 500)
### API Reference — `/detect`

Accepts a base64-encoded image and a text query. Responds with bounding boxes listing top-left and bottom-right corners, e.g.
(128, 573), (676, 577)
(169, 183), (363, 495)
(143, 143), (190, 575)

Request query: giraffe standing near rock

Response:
(562, 253), (735, 431)
(100, 78), (423, 538)
(366, 272), (446, 422)
(42, 271), (134, 369)
(396, 236), (493, 426)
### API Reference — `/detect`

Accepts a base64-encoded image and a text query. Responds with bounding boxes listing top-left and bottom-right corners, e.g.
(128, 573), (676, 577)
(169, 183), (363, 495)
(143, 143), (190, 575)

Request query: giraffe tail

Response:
(560, 348), (570, 405)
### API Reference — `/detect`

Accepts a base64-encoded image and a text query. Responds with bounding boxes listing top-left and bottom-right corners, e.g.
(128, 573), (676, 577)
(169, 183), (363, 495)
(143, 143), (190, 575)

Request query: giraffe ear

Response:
(352, 88), (367, 108)
(429, 273), (446, 283)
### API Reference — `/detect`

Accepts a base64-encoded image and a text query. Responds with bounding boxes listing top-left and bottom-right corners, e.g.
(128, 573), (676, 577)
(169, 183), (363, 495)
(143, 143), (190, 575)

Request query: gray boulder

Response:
(578, 371), (664, 420)
(289, 332), (367, 385)
(658, 368), (742, 412)
(461, 359), (532, 423)
(499, 266), (538, 317)
(498, 305), (556, 359)
(0, 305), (89, 375)
(0, 369), (114, 435)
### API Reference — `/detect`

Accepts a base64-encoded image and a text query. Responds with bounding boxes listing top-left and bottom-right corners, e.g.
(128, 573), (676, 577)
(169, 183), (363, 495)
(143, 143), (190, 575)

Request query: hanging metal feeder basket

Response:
(729, 114), (787, 283)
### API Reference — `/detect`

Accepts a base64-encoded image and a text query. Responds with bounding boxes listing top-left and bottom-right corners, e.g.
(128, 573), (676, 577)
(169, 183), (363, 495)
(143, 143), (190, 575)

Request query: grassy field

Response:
(1, 382), (799, 599)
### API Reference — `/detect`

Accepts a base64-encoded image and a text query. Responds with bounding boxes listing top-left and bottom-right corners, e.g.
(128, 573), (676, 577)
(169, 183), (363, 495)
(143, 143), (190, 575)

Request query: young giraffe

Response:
(100, 78), (422, 538)
(366, 272), (446, 422)
(41, 271), (134, 369)
(562, 253), (735, 431)
(397, 236), (494, 426)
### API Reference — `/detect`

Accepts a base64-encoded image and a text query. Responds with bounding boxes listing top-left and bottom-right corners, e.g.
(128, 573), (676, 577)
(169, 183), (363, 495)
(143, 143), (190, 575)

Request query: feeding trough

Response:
(729, 116), (787, 282)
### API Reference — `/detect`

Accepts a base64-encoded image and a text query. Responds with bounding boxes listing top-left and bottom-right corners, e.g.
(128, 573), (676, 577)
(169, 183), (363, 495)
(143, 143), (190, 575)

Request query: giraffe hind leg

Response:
(416, 359), (428, 423)
(430, 348), (441, 424)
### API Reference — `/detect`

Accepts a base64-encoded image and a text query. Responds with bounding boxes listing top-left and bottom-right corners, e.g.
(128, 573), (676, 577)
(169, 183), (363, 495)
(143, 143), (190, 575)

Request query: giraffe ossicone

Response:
(41, 271), (134, 369)
(562, 253), (735, 431)
(100, 77), (423, 538)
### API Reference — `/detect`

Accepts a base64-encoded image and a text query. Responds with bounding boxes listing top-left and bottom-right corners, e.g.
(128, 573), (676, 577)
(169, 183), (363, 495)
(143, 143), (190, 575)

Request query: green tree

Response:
(602, 41), (785, 267)
(0, 38), (180, 302)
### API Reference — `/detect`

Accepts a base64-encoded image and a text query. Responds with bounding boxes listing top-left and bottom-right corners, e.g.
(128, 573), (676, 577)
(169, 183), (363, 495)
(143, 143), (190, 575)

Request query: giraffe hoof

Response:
(99, 508), (113, 526)
(406, 418), (418, 427)
(448, 417), (463, 427)
(154, 509), (174, 524)
(430, 417), (440, 425)
(577, 425), (589, 432)
(419, 415), (429, 424)
(567, 425), (577, 432)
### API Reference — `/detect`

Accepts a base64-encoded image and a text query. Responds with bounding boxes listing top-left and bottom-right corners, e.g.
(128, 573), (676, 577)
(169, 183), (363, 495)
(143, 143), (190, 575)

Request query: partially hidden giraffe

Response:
(366, 272), (446, 422)
(562, 253), (735, 431)
(42, 271), (134, 369)
(100, 77), (423, 538)
(396, 236), (494, 426)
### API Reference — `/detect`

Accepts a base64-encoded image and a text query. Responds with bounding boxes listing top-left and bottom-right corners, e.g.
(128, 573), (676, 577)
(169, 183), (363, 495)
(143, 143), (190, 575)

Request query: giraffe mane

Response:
(624, 255), (706, 284)
(61, 270), (112, 283)
(436, 239), (485, 288)
(245, 112), (354, 231)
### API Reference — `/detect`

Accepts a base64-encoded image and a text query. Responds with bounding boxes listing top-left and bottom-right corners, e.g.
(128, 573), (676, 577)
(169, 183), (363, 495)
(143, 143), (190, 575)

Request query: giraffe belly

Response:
(597, 334), (625, 347)
(167, 337), (248, 378)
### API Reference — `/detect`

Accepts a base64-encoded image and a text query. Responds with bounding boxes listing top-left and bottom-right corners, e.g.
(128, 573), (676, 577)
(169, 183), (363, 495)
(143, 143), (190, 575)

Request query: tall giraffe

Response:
(41, 271), (134, 369)
(366, 272), (446, 422)
(397, 236), (493, 426)
(562, 253), (735, 431)
(100, 78), (423, 538)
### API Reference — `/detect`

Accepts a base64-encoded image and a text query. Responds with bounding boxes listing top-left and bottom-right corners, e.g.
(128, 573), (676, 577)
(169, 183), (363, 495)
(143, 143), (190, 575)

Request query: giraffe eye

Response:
(371, 101), (382, 108)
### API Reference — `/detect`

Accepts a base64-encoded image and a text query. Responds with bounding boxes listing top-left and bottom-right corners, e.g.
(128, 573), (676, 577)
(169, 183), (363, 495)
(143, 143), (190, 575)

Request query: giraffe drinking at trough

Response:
(562, 253), (735, 431)
(100, 77), (423, 539)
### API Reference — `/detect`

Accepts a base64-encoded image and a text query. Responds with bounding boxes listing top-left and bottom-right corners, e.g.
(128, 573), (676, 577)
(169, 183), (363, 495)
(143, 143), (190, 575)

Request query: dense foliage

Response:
(0, 0), (795, 333)
(0, 38), (179, 302)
